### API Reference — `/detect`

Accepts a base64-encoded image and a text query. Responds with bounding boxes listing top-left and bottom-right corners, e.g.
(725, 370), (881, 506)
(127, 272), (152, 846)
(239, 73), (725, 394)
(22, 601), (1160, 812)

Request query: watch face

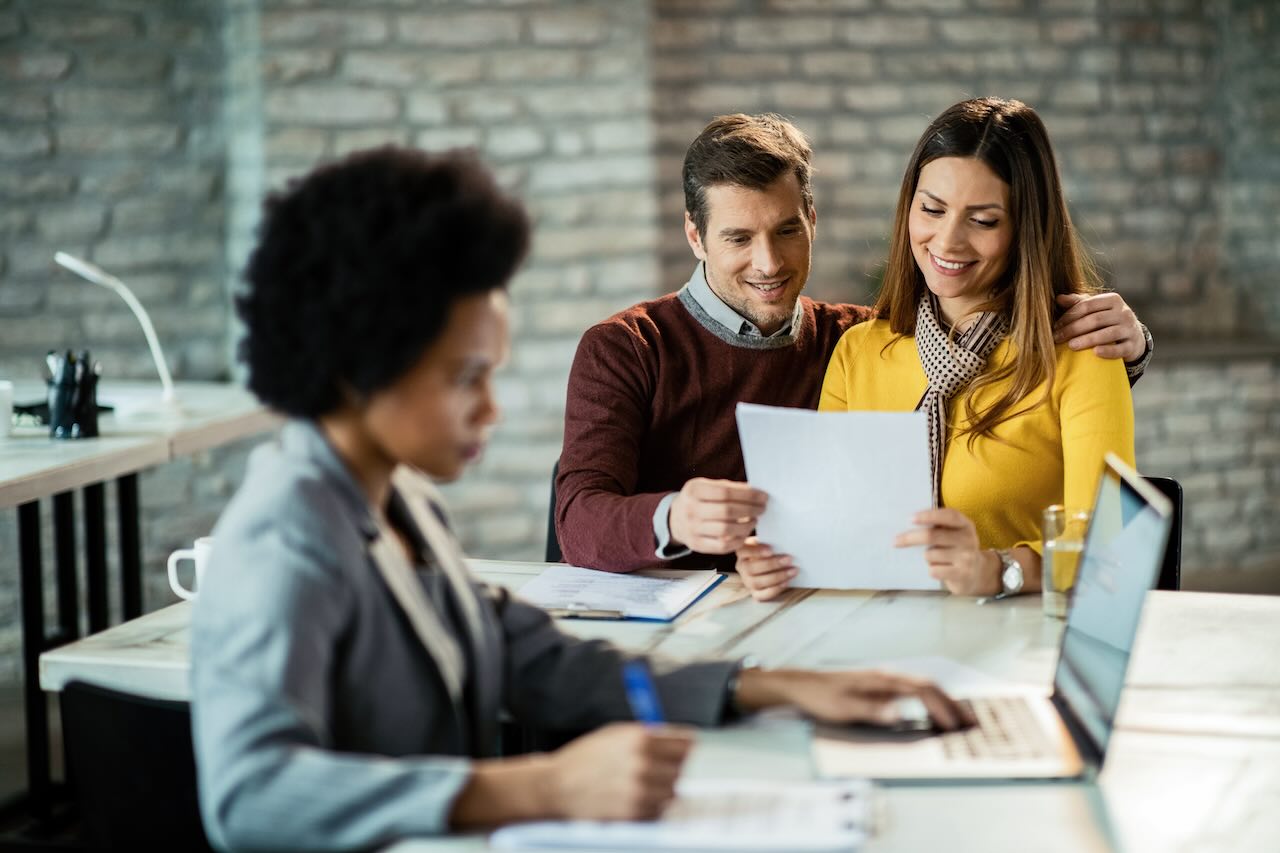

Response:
(1002, 562), (1023, 593)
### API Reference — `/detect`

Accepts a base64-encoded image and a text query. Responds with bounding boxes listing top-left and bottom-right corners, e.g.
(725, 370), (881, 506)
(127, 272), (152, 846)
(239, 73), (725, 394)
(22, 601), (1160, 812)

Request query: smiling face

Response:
(684, 172), (815, 336)
(908, 156), (1015, 327)
(360, 290), (509, 483)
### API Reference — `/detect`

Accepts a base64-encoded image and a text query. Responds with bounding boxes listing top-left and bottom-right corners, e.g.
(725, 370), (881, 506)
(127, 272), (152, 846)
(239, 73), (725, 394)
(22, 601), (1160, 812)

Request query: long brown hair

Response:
(877, 97), (1101, 443)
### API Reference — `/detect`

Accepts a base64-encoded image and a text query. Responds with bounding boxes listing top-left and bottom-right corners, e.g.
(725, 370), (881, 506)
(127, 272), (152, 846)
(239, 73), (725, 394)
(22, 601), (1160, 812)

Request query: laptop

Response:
(813, 453), (1173, 781)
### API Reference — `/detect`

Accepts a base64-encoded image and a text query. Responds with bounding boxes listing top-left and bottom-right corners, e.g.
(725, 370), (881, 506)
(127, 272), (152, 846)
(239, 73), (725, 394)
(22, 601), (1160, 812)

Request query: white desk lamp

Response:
(53, 251), (180, 412)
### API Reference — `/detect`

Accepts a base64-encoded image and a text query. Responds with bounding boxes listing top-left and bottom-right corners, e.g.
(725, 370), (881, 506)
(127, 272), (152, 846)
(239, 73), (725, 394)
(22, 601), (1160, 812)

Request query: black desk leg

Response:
(84, 483), (109, 634)
(53, 492), (80, 647)
(118, 474), (143, 620)
(17, 501), (51, 821)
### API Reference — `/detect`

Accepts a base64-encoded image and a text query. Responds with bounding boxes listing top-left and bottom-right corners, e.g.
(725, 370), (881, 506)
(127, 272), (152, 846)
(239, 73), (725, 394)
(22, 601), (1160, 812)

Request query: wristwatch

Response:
(994, 549), (1024, 598)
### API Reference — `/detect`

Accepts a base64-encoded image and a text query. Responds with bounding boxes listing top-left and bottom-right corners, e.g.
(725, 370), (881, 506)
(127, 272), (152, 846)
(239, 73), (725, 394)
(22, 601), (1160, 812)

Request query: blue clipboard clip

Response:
(545, 602), (626, 620)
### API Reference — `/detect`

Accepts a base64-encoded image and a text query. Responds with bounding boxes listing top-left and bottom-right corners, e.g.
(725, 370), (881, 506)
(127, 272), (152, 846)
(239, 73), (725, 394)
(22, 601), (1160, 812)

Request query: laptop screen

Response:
(1052, 457), (1171, 755)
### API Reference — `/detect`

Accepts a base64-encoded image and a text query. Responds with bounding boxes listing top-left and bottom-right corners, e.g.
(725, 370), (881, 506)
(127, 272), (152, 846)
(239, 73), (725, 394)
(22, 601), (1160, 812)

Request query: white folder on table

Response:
(517, 565), (724, 621)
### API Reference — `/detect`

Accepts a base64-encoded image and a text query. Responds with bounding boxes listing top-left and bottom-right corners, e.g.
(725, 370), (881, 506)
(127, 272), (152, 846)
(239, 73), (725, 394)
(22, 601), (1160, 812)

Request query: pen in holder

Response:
(47, 349), (101, 439)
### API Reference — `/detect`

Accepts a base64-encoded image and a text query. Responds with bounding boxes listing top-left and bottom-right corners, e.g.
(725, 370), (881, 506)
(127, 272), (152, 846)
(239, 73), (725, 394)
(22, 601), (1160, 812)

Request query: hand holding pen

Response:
(520, 660), (693, 821)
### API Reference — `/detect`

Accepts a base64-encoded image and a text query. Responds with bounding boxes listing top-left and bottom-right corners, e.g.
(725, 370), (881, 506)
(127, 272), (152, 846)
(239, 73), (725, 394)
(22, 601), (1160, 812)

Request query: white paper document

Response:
(517, 565), (723, 621)
(489, 778), (872, 851)
(736, 403), (935, 591)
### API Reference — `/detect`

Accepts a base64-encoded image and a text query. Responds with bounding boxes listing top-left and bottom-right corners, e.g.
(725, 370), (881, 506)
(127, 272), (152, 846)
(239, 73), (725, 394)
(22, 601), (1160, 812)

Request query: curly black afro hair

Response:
(237, 146), (530, 417)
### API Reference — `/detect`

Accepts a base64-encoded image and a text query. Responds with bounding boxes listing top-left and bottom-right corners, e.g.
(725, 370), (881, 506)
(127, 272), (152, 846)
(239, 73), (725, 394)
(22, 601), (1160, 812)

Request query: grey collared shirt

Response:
(652, 264), (802, 560)
(685, 261), (803, 339)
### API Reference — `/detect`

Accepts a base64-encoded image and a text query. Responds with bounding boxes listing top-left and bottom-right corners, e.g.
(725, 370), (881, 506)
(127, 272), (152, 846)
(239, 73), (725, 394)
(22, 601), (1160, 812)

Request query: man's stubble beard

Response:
(705, 267), (800, 334)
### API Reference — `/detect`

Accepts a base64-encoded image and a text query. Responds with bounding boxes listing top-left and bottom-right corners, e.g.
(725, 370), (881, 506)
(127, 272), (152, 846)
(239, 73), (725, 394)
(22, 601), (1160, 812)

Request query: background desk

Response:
(38, 563), (1280, 851)
(2, 380), (276, 819)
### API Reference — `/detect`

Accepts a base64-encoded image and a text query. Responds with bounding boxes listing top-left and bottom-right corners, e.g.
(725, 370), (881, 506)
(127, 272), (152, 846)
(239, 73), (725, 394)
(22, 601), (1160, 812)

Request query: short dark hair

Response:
(238, 146), (530, 417)
(682, 113), (814, 239)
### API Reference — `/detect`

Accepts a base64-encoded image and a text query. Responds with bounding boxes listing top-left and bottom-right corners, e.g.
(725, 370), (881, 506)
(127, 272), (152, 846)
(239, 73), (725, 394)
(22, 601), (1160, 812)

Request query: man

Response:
(555, 113), (1151, 573)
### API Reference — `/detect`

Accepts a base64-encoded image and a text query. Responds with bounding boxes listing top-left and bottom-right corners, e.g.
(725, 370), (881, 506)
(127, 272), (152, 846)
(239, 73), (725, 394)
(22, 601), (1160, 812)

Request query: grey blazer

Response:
(191, 420), (734, 852)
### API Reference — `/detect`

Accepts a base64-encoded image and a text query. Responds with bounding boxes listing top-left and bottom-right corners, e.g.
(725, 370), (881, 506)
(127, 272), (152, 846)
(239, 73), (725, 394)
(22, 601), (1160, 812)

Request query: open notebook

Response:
(518, 565), (724, 622)
(489, 778), (872, 851)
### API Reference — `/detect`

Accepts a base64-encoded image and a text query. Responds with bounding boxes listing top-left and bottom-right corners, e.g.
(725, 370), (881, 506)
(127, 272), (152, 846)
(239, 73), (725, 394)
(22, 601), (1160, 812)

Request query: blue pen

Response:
(622, 660), (666, 724)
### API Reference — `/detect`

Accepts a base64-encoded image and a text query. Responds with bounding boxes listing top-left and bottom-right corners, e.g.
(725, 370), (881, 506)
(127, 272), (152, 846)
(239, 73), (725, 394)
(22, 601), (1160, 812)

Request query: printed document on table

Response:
(736, 403), (935, 590)
(517, 565), (724, 621)
(489, 778), (872, 851)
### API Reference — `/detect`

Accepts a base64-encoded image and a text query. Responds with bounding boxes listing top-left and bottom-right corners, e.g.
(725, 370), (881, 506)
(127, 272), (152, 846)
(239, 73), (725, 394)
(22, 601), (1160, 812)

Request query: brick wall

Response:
(0, 0), (230, 379)
(1135, 350), (1280, 577)
(1221, 0), (1280, 335)
(651, 0), (1228, 332)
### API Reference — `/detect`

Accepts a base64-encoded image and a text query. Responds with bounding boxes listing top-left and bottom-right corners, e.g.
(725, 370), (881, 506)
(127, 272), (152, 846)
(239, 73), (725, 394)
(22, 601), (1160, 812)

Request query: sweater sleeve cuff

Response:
(652, 492), (693, 560)
(1125, 323), (1153, 383)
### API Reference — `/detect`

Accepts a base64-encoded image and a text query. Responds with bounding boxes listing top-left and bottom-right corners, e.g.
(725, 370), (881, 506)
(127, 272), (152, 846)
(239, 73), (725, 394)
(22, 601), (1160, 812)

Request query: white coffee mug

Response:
(167, 536), (213, 601)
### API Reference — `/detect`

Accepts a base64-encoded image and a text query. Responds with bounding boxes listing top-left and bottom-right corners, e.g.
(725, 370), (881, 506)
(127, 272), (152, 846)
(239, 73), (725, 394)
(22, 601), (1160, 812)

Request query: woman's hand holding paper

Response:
(734, 537), (797, 602)
(894, 508), (1000, 597)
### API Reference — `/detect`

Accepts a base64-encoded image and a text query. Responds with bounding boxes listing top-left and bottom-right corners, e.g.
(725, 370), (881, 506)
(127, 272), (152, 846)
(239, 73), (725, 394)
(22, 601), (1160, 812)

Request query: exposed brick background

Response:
(1134, 351), (1280, 575)
(651, 0), (1230, 328)
(1221, 0), (1280, 334)
(2, 0), (1279, 688)
(0, 0), (229, 380)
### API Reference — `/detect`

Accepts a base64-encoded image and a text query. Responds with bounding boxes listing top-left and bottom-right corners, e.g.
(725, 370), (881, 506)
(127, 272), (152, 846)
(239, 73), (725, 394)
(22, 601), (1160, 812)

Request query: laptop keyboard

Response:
(940, 696), (1055, 761)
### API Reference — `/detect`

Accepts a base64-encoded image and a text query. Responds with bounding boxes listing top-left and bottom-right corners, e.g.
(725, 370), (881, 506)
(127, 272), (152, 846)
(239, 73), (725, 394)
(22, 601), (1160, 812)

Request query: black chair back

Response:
(60, 680), (212, 851)
(546, 459), (563, 563)
(1143, 476), (1183, 591)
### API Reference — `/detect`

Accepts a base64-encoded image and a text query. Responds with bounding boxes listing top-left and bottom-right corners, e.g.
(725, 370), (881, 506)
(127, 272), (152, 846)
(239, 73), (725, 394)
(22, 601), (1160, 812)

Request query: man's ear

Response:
(684, 212), (706, 261)
(807, 202), (817, 235)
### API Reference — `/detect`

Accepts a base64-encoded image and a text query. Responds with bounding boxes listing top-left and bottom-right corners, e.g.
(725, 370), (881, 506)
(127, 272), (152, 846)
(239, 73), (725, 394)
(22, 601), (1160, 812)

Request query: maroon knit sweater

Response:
(555, 289), (874, 573)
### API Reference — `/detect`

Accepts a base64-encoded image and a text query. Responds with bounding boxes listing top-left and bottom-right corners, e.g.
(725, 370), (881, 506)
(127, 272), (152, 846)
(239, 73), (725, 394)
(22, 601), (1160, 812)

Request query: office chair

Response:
(545, 459), (563, 563)
(1143, 476), (1183, 591)
(60, 681), (213, 851)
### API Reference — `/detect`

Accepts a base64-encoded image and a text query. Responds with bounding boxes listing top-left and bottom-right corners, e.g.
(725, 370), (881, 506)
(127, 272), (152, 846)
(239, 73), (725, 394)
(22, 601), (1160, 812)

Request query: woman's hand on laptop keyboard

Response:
(732, 668), (976, 731)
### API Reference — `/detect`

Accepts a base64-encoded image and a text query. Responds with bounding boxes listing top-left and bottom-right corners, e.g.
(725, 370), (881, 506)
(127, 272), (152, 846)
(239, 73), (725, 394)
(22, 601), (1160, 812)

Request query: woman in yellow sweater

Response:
(738, 97), (1135, 600)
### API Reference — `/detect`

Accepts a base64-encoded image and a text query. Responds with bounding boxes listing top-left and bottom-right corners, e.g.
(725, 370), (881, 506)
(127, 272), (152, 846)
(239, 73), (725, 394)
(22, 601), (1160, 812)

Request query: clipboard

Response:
(519, 566), (726, 622)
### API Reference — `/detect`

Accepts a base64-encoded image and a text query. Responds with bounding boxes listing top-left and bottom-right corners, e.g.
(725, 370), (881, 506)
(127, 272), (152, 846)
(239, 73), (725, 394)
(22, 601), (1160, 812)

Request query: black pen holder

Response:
(47, 349), (100, 439)
(73, 367), (99, 438)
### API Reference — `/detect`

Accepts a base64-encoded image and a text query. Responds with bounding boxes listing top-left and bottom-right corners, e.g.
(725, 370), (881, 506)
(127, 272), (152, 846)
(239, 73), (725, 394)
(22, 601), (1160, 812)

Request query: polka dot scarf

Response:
(914, 294), (1008, 508)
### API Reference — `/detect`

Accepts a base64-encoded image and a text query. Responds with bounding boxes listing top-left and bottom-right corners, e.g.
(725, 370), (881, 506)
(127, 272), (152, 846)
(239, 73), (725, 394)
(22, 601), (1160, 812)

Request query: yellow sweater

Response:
(819, 319), (1135, 553)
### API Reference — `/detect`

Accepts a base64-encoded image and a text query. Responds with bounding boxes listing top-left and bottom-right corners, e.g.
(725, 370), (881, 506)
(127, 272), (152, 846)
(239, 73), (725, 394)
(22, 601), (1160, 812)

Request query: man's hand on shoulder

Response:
(669, 478), (767, 555)
(1053, 292), (1146, 363)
